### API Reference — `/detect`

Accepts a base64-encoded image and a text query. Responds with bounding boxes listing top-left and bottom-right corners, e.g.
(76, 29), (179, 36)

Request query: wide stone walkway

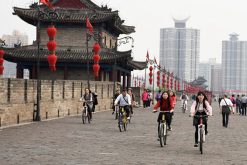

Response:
(0, 102), (247, 165)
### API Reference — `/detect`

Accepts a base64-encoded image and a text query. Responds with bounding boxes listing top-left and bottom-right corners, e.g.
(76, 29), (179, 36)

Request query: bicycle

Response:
(118, 106), (127, 132)
(181, 100), (186, 113)
(194, 114), (208, 154)
(82, 104), (90, 124)
(157, 112), (168, 147)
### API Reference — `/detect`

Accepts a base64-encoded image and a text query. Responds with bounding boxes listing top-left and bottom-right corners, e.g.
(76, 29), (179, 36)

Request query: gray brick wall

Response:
(0, 78), (114, 127)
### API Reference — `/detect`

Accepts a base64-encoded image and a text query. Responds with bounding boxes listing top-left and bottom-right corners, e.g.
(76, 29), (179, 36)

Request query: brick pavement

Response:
(0, 102), (247, 165)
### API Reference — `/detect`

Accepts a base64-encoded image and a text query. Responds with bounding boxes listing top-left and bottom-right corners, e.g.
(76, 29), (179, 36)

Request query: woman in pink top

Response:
(190, 91), (212, 147)
(142, 89), (149, 108)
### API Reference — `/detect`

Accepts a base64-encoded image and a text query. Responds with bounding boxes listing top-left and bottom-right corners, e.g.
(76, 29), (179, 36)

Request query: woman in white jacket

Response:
(190, 91), (212, 147)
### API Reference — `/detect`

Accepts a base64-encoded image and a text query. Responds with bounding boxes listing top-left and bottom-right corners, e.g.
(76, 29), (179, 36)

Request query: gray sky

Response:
(1, 0), (247, 64)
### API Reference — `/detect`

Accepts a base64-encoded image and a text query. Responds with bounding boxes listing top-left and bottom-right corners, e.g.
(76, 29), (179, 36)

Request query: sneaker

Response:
(127, 117), (130, 120)
(92, 112), (96, 114)
(112, 111), (114, 115)
(168, 128), (172, 131)
(153, 110), (157, 113)
(194, 143), (198, 147)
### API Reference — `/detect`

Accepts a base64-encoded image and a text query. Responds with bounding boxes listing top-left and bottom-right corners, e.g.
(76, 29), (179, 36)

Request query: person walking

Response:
(230, 94), (236, 114)
(142, 89), (149, 109)
(241, 94), (247, 116)
(236, 95), (242, 115)
(220, 94), (233, 128)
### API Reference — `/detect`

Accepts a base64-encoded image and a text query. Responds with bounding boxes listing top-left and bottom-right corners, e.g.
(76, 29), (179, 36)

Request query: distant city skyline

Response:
(1, 0), (247, 64)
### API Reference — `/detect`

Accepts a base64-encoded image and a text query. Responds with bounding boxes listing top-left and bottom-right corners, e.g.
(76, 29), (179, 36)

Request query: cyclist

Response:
(114, 89), (131, 120)
(80, 88), (94, 120)
(153, 91), (174, 133)
(180, 92), (189, 111)
(127, 88), (135, 115)
(190, 91), (212, 147)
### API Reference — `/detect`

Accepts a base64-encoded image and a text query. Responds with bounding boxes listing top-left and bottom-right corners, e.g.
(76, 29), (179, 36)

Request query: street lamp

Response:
(85, 15), (100, 89)
(34, 2), (58, 121)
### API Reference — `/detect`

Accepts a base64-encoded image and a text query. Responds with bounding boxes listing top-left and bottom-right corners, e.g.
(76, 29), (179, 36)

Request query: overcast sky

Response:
(1, 0), (247, 65)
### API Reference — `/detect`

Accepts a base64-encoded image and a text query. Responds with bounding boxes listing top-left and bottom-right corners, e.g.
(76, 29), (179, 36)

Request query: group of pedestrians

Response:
(141, 89), (153, 108)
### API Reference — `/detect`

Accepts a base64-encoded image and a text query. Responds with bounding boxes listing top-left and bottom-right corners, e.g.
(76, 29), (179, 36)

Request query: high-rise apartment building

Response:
(159, 18), (200, 83)
(222, 33), (247, 92)
(211, 64), (222, 94)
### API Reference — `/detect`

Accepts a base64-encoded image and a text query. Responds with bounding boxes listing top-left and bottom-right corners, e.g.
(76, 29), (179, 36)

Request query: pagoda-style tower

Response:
(4, 0), (146, 88)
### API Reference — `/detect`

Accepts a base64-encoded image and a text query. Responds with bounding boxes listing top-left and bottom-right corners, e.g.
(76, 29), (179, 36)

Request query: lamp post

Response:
(112, 36), (134, 107)
(85, 15), (99, 89)
(34, 2), (58, 121)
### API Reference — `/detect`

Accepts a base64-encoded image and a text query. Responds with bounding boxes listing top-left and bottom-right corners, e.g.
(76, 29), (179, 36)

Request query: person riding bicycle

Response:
(190, 91), (212, 147)
(80, 88), (94, 120)
(114, 89), (131, 120)
(153, 91), (174, 132)
(180, 92), (189, 111)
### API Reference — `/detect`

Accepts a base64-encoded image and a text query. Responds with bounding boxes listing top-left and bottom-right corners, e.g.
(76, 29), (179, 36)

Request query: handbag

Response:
(222, 99), (231, 114)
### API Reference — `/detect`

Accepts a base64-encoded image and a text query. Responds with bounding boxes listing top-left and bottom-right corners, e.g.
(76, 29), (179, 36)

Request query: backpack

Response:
(92, 93), (98, 105)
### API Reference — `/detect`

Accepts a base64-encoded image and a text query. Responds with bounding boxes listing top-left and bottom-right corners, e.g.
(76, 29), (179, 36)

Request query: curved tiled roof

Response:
(3, 46), (129, 63)
(13, 1), (135, 34)
(3, 46), (146, 70)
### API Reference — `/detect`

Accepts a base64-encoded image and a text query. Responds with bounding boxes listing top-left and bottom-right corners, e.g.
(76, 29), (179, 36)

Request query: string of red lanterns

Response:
(149, 65), (153, 85)
(92, 43), (101, 77)
(47, 25), (57, 71)
(0, 49), (4, 75)
(157, 70), (160, 88)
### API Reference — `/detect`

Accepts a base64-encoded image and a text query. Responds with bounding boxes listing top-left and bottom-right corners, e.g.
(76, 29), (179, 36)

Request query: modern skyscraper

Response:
(198, 58), (217, 90)
(211, 64), (222, 94)
(222, 33), (247, 92)
(1, 30), (28, 78)
(159, 17), (200, 83)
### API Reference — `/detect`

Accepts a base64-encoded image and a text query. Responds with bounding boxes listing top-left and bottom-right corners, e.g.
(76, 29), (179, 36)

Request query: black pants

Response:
(157, 112), (172, 134)
(143, 100), (148, 108)
(241, 103), (247, 115)
(222, 112), (229, 127)
(194, 112), (207, 144)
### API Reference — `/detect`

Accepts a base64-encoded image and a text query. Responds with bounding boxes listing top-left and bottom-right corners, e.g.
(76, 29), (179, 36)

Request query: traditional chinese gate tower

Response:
(4, 0), (146, 88)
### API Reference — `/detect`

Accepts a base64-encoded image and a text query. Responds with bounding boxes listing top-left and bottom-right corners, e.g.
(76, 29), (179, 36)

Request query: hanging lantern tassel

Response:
(93, 64), (100, 77)
(47, 54), (57, 71)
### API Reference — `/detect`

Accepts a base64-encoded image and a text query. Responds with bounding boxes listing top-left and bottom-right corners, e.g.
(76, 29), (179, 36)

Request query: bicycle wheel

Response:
(118, 114), (123, 132)
(159, 124), (165, 147)
(163, 123), (167, 145)
(115, 107), (118, 120)
(82, 108), (86, 124)
(123, 115), (127, 131)
(200, 129), (203, 154)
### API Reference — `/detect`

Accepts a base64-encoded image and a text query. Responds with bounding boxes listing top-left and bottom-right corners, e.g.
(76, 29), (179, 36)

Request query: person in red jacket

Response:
(153, 91), (174, 131)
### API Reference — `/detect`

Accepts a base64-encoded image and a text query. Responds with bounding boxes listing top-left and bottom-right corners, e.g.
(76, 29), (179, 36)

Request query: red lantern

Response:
(149, 78), (152, 84)
(47, 54), (57, 71)
(93, 54), (100, 63)
(93, 43), (101, 54)
(93, 64), (100, 77)
(47, 25), (57, 39)
(0, 50), (4, 58)
(149, 66), (153, 71)
(47, 41), (57, 52)
(0, 65), (4, 75)
(0, 58), (3, 65)
(149, 72), (153, 77)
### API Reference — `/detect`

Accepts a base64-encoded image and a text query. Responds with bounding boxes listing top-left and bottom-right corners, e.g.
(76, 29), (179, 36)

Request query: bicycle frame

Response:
(158, 112), (168, 146)
(118, 106), (127, 132)
(195, 115), (207, 143)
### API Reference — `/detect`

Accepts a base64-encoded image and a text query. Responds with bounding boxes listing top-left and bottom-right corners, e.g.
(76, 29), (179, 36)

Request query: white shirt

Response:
(114, 94), (131, 106)
(220, 98), (233, 107)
